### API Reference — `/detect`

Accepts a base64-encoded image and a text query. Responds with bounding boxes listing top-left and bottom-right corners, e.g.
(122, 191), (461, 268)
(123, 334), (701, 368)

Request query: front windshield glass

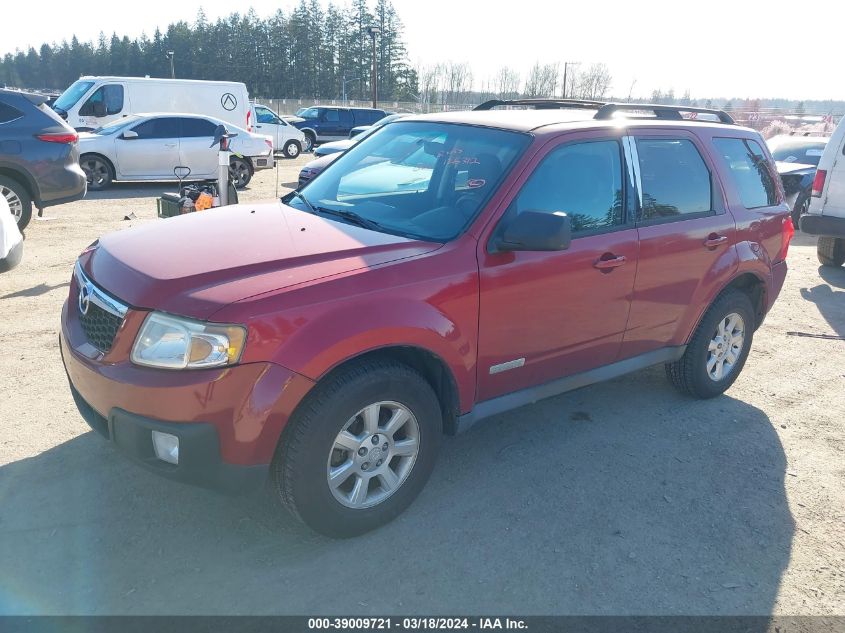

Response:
(52, 80), (94, 113)
(287, 121), (530, 241)
(92, 116), (140, 135)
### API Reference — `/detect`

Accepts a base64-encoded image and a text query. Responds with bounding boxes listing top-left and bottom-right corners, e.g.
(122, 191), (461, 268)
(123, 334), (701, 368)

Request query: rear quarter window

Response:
(0, 101), (23, 124)
(713, 137), (779, 208)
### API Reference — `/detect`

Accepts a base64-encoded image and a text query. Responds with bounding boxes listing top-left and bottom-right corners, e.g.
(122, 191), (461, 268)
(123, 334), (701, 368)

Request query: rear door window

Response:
(635, 138), (712, 221)
(713, 137), (779, 208)
(323, 109), (340, 122)
(179, 117), (218, 138)
(131, 117), (180, 139)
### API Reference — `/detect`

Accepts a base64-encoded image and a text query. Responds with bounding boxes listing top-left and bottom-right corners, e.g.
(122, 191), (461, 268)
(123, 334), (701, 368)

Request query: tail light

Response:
(779, 216), (795, 261)
(246, 109), (252, 132)
(36, 132), (78, 144)
(812, 169), (827, 197)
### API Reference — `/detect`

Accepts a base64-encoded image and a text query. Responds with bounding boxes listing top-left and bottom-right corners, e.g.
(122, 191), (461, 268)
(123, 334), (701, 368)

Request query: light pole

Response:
(627, 79), (637, 102)
(166, 51), (175, 79)
(366, 26), (380, 108)
(562, 61), (578, 99)
(342, 75), (360, 104)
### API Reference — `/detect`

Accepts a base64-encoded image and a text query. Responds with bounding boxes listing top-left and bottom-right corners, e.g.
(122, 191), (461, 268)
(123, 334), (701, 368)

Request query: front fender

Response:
(269, 296), (477, 412)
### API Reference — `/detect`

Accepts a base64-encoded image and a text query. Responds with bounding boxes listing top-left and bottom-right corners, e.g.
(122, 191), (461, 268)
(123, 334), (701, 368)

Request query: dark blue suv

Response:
(292, 106), (386, 151)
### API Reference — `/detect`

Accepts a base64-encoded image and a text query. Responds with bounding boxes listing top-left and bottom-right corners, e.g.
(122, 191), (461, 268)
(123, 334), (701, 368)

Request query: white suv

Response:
(802, 115), (845, 267)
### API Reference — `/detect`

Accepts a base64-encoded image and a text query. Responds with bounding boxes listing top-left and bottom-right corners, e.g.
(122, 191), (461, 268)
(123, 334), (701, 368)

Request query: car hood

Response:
(775, 160), (816, 176)
(82, 201), (441, 319)
(316, 139), (355, 156)
(302, 152), (341, 173)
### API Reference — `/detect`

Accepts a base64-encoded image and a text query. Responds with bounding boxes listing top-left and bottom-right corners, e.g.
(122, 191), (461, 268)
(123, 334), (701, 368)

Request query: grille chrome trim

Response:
(74, 262), (129, 319)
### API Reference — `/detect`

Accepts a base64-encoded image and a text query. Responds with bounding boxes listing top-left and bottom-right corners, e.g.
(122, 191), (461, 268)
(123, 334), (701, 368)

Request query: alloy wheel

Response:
(707, 312), (745, 381)
(1, 185), (23, 222)
(81, 158), (109, 188)
(326, 401), (420, 509)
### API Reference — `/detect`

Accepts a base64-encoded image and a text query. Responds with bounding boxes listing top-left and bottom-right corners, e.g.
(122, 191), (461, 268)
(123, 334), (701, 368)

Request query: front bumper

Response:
(800, 213), (845, 238)
(60, 295), (315, 492)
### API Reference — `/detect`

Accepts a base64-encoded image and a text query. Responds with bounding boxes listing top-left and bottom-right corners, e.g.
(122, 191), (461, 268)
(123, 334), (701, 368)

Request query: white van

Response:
(51, 76), (252, 133)
(251, 103), (307, 158)
(802, 115), (845, 267)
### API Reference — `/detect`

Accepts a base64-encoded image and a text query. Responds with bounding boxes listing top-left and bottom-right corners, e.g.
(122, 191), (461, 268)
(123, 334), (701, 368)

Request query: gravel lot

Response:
(0, 158), (843, 615)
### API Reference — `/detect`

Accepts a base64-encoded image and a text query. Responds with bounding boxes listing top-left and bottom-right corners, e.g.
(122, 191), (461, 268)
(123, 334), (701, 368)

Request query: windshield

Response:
(767, 137), (827, 166)
(92, 116), (140, 135)
(52, 80), (95, 113)
(287, 121), (530, 241)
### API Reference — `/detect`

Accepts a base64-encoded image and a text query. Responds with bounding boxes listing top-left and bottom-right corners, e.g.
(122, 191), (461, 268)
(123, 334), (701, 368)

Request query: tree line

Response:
(0, 0), (416, 102)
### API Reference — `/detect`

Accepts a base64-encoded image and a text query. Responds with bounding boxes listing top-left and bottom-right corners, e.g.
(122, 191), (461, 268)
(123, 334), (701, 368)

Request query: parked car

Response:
(0, 88), (87, 230)
(801, 116), (845, 267)
(314, 113), (408, 157)
(0, 195), (23, 272)
(298, 152), (340, 188)
(61, 101), (792, 537)
(251, 103), (307, 158)
(292, 106), (387, 151)
(78, 113), (274, 190)
(52, 76), (252, 133)
(767, 134), (828, 227)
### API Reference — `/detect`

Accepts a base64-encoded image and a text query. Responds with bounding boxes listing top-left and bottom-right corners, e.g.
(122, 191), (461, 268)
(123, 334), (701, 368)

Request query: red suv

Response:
(61, 100), (793, 537)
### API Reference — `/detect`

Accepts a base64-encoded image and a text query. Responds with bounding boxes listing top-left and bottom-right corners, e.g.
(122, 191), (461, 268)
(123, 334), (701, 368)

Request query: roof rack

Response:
(473, 98), (607, 111)
(594, 103), (735, 125)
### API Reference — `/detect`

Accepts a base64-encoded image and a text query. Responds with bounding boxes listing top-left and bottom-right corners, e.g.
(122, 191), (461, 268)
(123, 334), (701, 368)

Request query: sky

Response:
(5, 0), (845, 101)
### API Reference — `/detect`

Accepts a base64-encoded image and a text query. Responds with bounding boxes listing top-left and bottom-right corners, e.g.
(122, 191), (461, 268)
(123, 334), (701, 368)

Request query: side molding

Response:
(456, 346), (687, 434)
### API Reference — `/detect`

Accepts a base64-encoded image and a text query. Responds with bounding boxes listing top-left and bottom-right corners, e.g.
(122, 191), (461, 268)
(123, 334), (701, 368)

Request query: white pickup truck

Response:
(802, 115), (845, 267)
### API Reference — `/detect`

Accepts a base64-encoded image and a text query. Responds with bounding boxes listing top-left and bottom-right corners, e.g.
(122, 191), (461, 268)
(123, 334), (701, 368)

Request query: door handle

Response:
(164, 143), (177, 148)
(703, 234), (728, 248)
(593, 255), (627, 270)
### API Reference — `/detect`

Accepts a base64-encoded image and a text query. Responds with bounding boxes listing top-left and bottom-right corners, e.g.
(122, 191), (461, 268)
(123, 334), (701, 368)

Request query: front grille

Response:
(74, 262), (128, 353)
(79, 302), (123, 352)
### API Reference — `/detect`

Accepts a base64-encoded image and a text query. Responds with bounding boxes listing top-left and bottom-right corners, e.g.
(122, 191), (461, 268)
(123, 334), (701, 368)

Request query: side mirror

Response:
(92, 102), (107, 117)
(121, 130), (138, 140)
(495, 210), (572, 252)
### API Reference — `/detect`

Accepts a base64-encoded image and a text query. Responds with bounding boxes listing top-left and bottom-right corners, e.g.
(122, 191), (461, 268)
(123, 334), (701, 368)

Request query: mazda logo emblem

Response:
(221, 93), (237, 111)
(78, 282), (93, 316)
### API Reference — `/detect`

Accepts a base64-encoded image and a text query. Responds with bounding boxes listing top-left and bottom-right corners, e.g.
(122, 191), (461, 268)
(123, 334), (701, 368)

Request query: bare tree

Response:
(494, 66), (521, 99)
(443, 61), (474, 105)
(416, 63), (442, 111)
(570, 63), (612, 100)
(524, 62), (559, 98)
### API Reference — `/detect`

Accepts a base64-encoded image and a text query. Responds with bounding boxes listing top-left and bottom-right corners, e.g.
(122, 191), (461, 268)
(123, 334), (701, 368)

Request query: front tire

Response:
(817, 236), (845, 267)
(0, 175), (32, 231)
(80, 154), (113, 191)
(666, 289), (755, 399)
(283, 140), (301, 159)
(229, 157), (253, 188)
(302, 131), (316, 153)
(272, 360), (442, 537)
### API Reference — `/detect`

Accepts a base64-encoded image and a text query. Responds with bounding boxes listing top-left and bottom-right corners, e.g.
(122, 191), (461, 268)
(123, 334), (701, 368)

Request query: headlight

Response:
(131, 312), (246, 370)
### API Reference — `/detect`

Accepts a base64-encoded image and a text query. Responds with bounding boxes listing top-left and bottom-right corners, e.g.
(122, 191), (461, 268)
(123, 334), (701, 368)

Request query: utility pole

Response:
(166, 51), (175, 79)
(628, 79), (637, 102)
(562, 61), (577, 99)
(342, 75), (360, 104)
(367, 26), (380, 108)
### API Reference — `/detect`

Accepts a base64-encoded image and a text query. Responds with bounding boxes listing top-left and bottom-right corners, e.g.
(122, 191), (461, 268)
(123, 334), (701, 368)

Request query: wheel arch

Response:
(0, 165), (39, 207)
(313, 345), (462, 436)
(685, 271), (768, 344)
(79, 152), (116, 179)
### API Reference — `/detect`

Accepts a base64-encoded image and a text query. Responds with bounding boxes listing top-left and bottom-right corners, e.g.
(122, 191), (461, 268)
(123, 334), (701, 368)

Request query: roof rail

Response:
(594, 103), (735, 125)
(474, 98), (607, 111)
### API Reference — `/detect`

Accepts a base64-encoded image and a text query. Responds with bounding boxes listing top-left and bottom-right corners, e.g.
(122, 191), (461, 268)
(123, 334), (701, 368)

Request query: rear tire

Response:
(0, 175), (32, 231)
(302, 131), (316, 153)
(272, 360), (442, 537)
(791, 189), (811, 229)
(665, 290), (755, 399)
(817, 236), (845, 267)
(229, 157), (253, 188)
(283, 140), (301, 159)
(80, 154), (113, 191)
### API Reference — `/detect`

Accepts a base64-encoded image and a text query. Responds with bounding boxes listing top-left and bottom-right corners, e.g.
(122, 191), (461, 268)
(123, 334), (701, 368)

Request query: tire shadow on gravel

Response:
(0, 368), (792, 616)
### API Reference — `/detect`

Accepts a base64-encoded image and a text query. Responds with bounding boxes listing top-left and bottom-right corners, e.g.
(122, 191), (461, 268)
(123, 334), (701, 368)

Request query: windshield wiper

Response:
(314, 206), (385, 232)
(285, 189), (316, 214)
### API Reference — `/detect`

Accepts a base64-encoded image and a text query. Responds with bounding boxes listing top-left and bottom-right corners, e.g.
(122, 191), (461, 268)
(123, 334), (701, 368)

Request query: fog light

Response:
(152, 431), (179, 465)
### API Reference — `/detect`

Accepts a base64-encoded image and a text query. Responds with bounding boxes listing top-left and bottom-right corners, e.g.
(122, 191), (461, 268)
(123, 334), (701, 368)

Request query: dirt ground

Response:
(0, 159), (843, 615)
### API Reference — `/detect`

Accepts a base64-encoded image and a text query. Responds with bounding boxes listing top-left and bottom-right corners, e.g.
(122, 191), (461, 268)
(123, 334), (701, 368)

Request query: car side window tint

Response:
(256, 107), (276, 124)
(0, 101), (23, 124)
(324, 109), (340, 122)
(131, 118), (180, 140)
(180, 117), (217, 138)
(713, 137), (778, 208)
(635, 138), (712, 220)
(505, 140), (624, 234)
(80, 84), (124, 116)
